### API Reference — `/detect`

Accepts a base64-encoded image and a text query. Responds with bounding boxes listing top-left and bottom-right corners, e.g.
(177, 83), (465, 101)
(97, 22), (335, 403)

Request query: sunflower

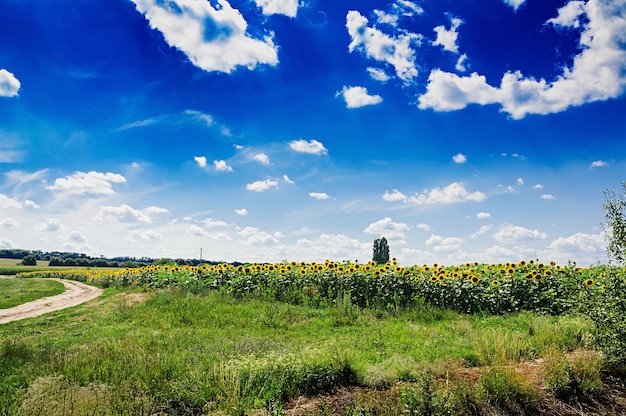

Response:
(430, 276), (438, 283)
(585, 279), (594, 287)
(491, 279), (501, 286)
(470, 275), (480, 284)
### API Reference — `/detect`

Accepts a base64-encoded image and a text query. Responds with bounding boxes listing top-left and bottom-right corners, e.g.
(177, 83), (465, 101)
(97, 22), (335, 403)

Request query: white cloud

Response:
(283, 175), (295, 184)
(425, 234), (464, 252)
(409, 182), (486, 205)
(476, 212), (491, 219)
(289, 139), (328, 155)
(533, 184), (544, 189)
(546, 232), (605, 256)
(471, 225), (493, 238)
(127, 229), (161, 242)
(541, 194), (556, 200)
(24, 200), (39, 209)
(239, 227), (282, 245)
(346, 10), (421, 82)
(254, 0), (298, 17)
(214, 160), (233, 172)
(432, 17), (463, 53)
(382, 189), (408, 202)
(246, 179), (279, 192)
(253, 153), (270, 165)
(97, 205), (152, 223)
(235, 208), (248, 216)
(517, 177), (524, 185)
(547, 1), (585, 28)
(35, 218), (63, 232)
(129, 0), (278, 73)
(590, 160), (607, 169)
(502, 0), (526, 11)
(415, 223), (432, 232)
(394, 0), (424, 17)
(0, 150), (23, 163)
(0, 194), (23, 209)
(374, 10), (398, 26)
(493, 223), (549, 242)
(455, 53), (468, 72)
(0, 69), (20, 97)
(143, 206), (169, 215)
(194, 156), (207, 167)
(309, 192), (330, 200)
(0, 237), (15, 249)
(68, 230), (87, 243)
(452, 153), (467, 163)
(419, 0), (626, 119)
(0, 217), (18, 229)
(363, 217), (410, 239)
(187, 224), (208, 237)
(367, 67), (391, 82)
(340, 86), (383, 108)
(46, 171), (126, 196)
(203, 218), (229, 227)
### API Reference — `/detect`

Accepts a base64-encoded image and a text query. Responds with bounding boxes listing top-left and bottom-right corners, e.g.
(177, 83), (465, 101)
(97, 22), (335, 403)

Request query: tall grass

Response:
(0, 286), (596, 415)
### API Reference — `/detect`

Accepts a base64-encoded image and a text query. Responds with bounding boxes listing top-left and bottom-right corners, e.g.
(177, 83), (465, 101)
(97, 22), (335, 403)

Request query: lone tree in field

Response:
(372, 237), (390, 265)
(603, 182), (626, 264)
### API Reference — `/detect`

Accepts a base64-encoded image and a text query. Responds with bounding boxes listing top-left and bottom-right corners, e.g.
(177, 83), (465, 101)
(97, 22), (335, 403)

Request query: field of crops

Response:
(8, 259), (626, 415)
(20, 258), (613, 316)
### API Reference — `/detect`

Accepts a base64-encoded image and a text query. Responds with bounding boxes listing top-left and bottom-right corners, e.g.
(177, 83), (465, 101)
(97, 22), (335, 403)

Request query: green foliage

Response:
(372, 236), (390, 265)
(603, 182), (626, 265)
(19, 254), (37, 266)
(478, 367), (543, 414)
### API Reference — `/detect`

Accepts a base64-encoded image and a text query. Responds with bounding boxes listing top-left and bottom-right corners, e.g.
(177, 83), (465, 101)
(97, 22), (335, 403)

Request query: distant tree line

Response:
(1, 248), (242, 268)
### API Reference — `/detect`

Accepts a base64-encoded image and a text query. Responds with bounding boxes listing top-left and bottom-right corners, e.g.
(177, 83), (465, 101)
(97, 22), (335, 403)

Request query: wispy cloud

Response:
(502, 0), (526, 11)
(309, 192), (330, 200)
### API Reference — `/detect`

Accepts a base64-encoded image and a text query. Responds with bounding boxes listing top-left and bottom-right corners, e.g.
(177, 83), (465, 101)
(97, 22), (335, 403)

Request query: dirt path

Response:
(0, 277), (103, 324)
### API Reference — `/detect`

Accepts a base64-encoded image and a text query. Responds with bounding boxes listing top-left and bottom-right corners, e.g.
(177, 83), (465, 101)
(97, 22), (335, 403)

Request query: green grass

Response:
(0, 287), (595, 415)
(0, 278), (66, 309)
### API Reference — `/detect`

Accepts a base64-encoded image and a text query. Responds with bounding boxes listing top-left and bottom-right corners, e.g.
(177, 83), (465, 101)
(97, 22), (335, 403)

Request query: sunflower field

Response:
(20, 258), (618, 316)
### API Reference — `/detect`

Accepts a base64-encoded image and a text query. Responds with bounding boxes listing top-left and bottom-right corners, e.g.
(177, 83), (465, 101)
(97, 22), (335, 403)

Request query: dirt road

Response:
(0, 277), (103, 324)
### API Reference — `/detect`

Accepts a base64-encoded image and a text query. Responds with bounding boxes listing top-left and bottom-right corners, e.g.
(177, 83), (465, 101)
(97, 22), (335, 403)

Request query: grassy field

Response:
(0, 278), (65, 309)
(1, 261), (625, 415)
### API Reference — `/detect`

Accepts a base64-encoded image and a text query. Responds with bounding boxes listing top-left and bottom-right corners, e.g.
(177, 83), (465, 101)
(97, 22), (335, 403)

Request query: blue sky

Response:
(0, 0), (625, 265)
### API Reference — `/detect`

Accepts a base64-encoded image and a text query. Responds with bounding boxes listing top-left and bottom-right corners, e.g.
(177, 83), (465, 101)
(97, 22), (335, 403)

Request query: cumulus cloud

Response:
(235, 208), (248, 216)
(68, 230), (87, 243)
(419, 0), (626, 119)
(309, 192), (330, 200)
(289, 139), (328, 155)
(432, 17), (463, 53)
(503, 0), (526, 11)
(239, 226), (282, 245)
(0, 69), (20, 97)
(589, 160), (607, 169)
(253, 153), (270, 165)
(97, 205), (152, 223)
(194, 156), (207, 167)
(383, 183), (485, 205)
(363, 217), (410, 239)
(0, 237), (15, 249)
(546, 232), (605, 256)
(425, 234), (464, 252)
(477, 212), (492, 219)
(471, 225), (493, 238)
(339, 86), (383, 108)
(346, 10), (421, 82)
(143, 206), (169, 215)
(0, 217), (18, 229)
(0, 194), (23, 209)
(541, 194), (556, 200)
(254, 0), (298, 17)
(415, 223), (432, 232)
(128, 229), (161, 242)
(214, 160), (233, 172)
(46, 171), (126, 196)
(493, 223), (549, 242)
(24, 200), (40, 209)
(35, 218), (63, 232)
(533, 184), (544, 189)
(453, 153), (467, 163)
(455, 53), (469, 72)
(246, 179), (279, 192)
(130, 0), (278, 73)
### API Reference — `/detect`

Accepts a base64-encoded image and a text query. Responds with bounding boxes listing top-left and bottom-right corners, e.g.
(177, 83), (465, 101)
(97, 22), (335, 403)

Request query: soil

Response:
(0, 276), (103, 324)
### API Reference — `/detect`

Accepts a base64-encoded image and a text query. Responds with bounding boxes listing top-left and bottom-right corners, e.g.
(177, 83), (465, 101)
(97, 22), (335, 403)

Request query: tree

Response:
(372, 237), (390, 265)
(603, 182), (626, 264)
(20, 253), (37, 266)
